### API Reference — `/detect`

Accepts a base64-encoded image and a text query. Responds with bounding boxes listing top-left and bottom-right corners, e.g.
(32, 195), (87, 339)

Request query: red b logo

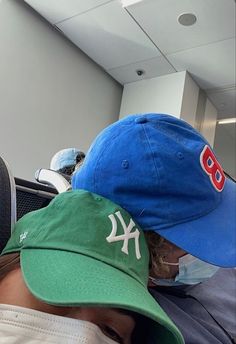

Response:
(200, 145), (225, 192)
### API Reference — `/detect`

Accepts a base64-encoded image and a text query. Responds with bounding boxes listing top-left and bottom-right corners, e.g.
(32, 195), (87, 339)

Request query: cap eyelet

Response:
(122, 160), (129, 169)
(177, 152), (184, 160)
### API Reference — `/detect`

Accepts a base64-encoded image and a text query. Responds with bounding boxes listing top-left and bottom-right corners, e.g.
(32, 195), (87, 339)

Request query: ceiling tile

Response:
(128, 0), (235, 54)
(167, 38), (235, 89)
(24, 0), (112, 24)
(108, 55), (175, 84)
(57, 0), (161, 70)
(207, 87), (236, 118)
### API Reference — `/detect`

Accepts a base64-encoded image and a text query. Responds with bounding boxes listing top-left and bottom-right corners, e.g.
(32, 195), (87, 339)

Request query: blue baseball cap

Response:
(50, 148), (85, 172)
(72, 113), (236, 268)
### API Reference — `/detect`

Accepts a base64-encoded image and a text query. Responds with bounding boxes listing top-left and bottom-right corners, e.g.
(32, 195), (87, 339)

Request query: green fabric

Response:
(2, 190), (184, 344)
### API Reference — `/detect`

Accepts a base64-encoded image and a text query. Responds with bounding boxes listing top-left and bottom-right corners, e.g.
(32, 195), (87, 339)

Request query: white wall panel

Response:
(119, 71), (186, 118)
(180, 72), (199, 127)
(0, 0), (122, 181)
(201, 99), (217, 147)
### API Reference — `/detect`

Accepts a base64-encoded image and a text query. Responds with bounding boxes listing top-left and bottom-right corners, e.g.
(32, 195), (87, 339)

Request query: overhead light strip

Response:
(217, 118), (236, 124)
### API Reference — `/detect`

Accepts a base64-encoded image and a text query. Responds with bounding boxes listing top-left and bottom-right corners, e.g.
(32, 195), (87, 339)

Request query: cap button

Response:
(135, 116), (147, 124)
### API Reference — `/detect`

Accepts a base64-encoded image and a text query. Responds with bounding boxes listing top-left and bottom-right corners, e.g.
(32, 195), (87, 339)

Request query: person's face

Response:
(66, 307), (135, 344)
(0, 268), (135, 344)
(160, 241), (186, 278)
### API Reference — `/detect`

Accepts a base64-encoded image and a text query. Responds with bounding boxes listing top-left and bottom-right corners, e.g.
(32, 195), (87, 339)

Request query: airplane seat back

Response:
(0, 156), (57, 253)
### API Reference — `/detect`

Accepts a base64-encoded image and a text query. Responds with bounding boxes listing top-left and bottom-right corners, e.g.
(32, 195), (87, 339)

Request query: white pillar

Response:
(119, 71), (187, 119)
(119, 71), (217, 145)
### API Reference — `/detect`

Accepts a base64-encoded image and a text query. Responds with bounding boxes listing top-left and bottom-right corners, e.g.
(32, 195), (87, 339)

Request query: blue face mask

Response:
(149, 276), (183, 287)
(175, 254), (219, 285)
(150, 254), (219, 286)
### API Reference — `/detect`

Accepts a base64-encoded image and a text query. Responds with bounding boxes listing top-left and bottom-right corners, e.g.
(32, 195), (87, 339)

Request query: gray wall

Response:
(0, 0), (122, 180)
(214, 124), (236, 179)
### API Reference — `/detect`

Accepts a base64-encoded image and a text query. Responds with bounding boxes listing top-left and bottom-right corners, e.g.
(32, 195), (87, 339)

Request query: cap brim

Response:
(21, 249), (183, 344)
(156, 179), (236, 267)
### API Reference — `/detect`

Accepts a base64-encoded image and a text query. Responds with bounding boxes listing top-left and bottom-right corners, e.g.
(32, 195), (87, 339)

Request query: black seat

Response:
(15, 178), (57, 221)
(0, 156), (16, 253)
(0, 156), (58, 253)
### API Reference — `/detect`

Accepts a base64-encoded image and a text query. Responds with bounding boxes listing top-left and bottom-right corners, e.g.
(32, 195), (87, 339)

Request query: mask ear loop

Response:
(148, 261), (179, 285)
(148, 276), (158, 284)
(162, 261), (179, 266)
(162, 252), (190, 266)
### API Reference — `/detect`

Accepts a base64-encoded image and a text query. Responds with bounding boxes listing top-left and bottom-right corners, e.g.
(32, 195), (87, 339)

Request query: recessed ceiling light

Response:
(217, 118), (236, 124)
(121, 0), (143, 8)
(178, 13), (197, 26)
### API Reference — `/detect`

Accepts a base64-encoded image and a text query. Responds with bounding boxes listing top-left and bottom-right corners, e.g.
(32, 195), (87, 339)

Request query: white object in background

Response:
(35, 169), (71, 194)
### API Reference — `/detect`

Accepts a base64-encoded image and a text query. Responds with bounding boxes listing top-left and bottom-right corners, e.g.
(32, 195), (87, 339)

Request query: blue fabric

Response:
(150, 268), (236, 344)
(50, 148), (82, 171)
(72, 113), (236, 267)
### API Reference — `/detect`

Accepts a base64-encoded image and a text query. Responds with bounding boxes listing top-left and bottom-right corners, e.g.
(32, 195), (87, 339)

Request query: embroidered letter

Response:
(19, 231), (28, 243)
(107, 211), (141, 259)
(200, 145), (225, 192)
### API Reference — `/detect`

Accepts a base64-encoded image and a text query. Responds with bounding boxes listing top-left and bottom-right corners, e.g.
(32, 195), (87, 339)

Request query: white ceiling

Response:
(24, 0), (236, 119)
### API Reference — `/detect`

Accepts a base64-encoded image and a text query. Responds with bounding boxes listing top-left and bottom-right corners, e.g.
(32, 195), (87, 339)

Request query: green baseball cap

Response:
(2, 190), (184, 344)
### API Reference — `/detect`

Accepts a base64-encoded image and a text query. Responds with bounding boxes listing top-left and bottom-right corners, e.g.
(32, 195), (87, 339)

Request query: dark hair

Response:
(58, 165), (75, 176)
(58, 152), (85, 176)
(0, 253), (20, 281)
(144, 231), (170, 277)
(76, 152), (85, 164)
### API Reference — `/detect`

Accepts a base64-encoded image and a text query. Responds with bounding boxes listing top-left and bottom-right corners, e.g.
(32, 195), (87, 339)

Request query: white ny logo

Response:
(106, 211), (141, 260)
